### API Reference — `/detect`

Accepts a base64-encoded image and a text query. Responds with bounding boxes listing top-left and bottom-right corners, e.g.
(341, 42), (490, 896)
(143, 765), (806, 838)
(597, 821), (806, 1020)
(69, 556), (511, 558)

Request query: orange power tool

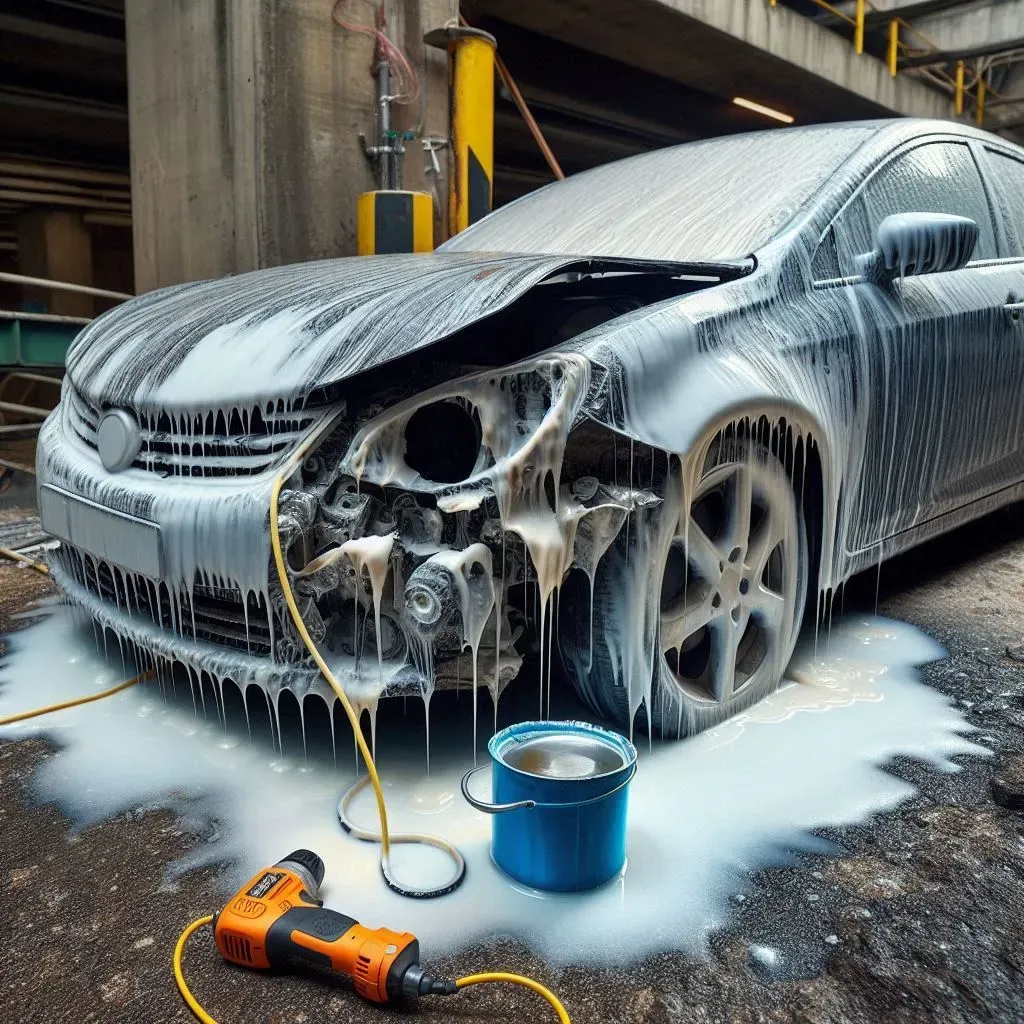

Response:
(214, 849), (456, 1004)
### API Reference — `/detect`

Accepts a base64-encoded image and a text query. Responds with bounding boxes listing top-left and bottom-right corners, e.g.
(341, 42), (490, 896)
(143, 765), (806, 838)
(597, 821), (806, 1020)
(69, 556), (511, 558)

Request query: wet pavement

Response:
(2, 505), (1024, 1023)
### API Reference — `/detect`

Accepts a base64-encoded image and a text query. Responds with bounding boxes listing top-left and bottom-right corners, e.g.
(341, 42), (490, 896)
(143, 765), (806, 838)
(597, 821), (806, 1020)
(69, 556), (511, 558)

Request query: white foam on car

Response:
(0, 607), (983, 965)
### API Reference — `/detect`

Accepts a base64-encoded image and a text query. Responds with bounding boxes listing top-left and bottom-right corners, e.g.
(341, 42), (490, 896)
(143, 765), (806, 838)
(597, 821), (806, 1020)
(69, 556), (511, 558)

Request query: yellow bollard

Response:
(955, 61), (965, 116)
(977, 76), (986, 126)
(854, 0), (865, 55)
(356, 190), (434, 255)
(888, 20), (899, 77)
(426, 26), (497, 237)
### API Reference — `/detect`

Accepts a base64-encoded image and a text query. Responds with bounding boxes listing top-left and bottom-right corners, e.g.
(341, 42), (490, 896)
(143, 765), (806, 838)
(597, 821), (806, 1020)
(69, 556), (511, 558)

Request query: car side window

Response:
(984, 150), (1024, 256)
(817, 142), (997, 279)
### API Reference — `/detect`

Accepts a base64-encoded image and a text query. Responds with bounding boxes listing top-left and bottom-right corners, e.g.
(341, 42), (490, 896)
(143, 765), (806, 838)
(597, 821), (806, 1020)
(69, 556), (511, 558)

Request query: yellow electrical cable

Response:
(0, 668), (154, 726)
(270, 450), (465, 898)
(269, 469), (393, 855)
(174, 916), (218, 1024)
(0, 545), (49, 576)
(455, 973), (571, 1023)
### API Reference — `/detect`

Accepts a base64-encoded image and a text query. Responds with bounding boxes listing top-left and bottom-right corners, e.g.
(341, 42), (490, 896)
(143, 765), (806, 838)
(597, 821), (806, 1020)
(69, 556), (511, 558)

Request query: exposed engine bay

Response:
(269, 266), (712, 716)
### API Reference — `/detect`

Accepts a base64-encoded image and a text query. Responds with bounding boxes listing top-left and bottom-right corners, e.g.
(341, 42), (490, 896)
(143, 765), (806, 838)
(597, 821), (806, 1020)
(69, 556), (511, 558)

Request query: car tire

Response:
(559, 436), (809, 738)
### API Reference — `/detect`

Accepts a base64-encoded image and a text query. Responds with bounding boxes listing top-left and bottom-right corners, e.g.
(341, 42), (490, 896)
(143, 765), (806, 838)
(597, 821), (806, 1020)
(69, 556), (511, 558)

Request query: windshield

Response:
(442, 124), (877, 263)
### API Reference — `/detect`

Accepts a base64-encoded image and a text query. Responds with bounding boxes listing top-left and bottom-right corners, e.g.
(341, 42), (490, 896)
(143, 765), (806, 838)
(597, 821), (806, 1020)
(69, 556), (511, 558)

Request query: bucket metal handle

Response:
(460, 762), (637, 814)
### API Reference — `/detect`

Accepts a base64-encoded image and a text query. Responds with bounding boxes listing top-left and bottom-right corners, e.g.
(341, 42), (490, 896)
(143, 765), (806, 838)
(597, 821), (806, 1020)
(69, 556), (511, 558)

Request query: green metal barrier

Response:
(0, 312), (87, 369)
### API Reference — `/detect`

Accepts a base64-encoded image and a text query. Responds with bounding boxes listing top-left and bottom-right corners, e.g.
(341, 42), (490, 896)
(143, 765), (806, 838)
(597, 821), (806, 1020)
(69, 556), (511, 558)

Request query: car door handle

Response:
(1006, 300), (1024, 310)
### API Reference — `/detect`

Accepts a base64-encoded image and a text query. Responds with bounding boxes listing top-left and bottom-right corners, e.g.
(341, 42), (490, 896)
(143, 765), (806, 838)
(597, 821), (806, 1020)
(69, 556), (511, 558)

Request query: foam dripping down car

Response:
(38, 118), (1024, 739)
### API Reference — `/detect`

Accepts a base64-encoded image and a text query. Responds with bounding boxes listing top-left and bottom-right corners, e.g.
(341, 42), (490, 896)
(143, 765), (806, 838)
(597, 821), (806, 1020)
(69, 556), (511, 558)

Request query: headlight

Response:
(403, 399), (482, 484)
(343, 354), (590, 495)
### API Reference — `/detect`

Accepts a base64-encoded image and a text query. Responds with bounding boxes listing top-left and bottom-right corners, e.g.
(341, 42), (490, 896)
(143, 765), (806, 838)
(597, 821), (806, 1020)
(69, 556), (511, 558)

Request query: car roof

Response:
(441, 119), (1021, 264)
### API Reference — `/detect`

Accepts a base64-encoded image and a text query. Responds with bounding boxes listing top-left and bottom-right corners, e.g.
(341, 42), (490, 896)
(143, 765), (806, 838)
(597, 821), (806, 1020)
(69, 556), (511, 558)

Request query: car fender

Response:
(565, 297), (854, 595)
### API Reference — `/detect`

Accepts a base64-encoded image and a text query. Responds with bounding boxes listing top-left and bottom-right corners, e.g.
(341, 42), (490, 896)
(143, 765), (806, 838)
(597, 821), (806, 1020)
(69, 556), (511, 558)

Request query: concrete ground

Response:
(2, 504), (1024, 1023)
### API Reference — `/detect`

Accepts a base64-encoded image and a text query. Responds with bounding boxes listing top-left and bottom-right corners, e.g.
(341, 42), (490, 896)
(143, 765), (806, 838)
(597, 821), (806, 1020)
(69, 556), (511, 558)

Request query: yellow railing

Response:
(769, 0), (1002, 128)
(768, 0), (865, 54)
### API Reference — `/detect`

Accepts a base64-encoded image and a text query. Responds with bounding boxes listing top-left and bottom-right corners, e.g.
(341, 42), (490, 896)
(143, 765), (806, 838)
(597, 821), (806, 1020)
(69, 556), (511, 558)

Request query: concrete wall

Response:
(126, 0), (455, 292)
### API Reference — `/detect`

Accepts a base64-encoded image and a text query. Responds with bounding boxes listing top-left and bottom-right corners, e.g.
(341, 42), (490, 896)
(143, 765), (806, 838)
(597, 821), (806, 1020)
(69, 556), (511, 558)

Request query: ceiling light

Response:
(732, 97), (795, 124)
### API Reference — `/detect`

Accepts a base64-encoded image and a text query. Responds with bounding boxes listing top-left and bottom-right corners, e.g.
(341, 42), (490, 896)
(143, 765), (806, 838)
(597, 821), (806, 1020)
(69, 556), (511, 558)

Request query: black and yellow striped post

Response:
(356, 189), (434, 255)
(425, 25), (496, 237)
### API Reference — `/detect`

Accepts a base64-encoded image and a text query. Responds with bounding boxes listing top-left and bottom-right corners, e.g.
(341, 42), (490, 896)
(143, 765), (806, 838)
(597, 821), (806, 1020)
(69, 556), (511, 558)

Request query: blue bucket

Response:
(461, 720), (638, 893)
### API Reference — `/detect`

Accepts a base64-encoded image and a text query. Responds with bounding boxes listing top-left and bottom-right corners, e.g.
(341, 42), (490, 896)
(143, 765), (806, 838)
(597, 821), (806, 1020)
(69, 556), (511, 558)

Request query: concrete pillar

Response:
(125, 0), (456, 293)
(15, 209), (94, 318)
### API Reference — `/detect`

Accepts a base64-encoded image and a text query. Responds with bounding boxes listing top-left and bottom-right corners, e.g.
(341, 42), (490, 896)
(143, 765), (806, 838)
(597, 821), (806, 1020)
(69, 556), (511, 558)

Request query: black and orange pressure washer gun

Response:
(212, 849), (446, 1002)
(174, 848), (570, 1023)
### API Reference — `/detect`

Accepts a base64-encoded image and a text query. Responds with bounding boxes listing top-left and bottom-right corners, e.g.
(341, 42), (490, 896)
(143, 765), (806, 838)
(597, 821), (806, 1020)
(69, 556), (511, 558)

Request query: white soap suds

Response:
(0, 608), (983, 965)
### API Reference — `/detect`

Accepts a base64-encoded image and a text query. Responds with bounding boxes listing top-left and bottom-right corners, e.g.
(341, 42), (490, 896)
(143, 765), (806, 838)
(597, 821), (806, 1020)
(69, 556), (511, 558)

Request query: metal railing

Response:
(0, 274), (132, 441)
(0, 271), (132, 303)
(768, 0), (1023, 129)
(768, 0), (866, 53)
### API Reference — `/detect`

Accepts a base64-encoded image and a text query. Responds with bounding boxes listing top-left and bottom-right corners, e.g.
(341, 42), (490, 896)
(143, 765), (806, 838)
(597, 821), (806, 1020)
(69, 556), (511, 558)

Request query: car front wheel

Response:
(561, 437), (809, 738)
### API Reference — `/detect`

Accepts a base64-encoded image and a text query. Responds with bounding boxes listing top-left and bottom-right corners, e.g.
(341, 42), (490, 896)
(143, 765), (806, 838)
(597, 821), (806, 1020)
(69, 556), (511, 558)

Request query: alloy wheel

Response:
(659, 445), (801, 707)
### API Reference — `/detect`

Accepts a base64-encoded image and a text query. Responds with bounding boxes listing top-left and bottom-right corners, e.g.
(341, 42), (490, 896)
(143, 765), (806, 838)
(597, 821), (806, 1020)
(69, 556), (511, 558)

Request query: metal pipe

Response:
(0, 176), (129, 201)
(0, 161), (129, 187)
(0, 456), (36, 476)
(495, 53), (565, 181)
(0, 400), (51, 420)
(0, 310), (92, 325)
(4, 371), (62, 386)
(0, 271), (132, 301)
(888, 20), (899, 77)
(0, 423), (42, 439)
(854, 0), (865, 54)
(977, 75), (986, 125)
(0, 188), (131, 211)
(983, 95), (1024, 110)
(901, 36), (1024, 69)
(377, 57), (393, 191)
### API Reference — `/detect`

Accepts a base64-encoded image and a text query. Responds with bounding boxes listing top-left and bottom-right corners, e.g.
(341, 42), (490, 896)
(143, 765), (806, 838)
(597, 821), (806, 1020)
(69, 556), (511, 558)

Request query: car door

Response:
(814, 138), (1013, 553)
(973, 144), (1024, 484)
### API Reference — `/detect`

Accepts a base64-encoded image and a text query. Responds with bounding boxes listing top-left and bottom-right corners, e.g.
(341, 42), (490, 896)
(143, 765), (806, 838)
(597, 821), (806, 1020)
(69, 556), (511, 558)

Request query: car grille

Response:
(66, 386), (325, 478)
(57, 546), (274, 656)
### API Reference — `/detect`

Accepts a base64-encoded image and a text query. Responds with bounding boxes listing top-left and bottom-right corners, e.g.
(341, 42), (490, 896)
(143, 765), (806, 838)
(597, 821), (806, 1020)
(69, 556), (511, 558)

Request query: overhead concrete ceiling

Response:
(465, 0), (903, 127)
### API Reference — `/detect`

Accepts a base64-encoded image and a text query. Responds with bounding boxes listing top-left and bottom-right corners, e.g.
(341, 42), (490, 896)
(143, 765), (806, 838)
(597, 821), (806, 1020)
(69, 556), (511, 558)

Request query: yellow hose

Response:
(269, 468), (394, 857)
(0, 545), (49, 576)
(0, 669), (154, 726)
(456, 973), (571, 1023)
(270, 447), (466, 898)
(173, 916), (217, 1024)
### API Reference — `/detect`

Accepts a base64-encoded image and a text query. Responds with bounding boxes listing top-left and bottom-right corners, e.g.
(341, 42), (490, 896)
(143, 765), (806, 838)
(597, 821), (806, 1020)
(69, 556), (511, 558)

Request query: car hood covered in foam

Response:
(84, 249), (751, 415)
(65, 252), (590, 411)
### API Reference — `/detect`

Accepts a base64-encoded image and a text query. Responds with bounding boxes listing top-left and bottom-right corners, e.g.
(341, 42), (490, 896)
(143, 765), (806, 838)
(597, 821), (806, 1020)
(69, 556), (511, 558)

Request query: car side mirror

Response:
(870, 212), (978, 280)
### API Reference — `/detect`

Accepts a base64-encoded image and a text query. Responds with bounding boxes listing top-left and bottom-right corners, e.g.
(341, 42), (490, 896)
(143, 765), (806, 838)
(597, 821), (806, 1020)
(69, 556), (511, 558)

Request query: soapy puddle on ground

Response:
(0, 604), (983, 966)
